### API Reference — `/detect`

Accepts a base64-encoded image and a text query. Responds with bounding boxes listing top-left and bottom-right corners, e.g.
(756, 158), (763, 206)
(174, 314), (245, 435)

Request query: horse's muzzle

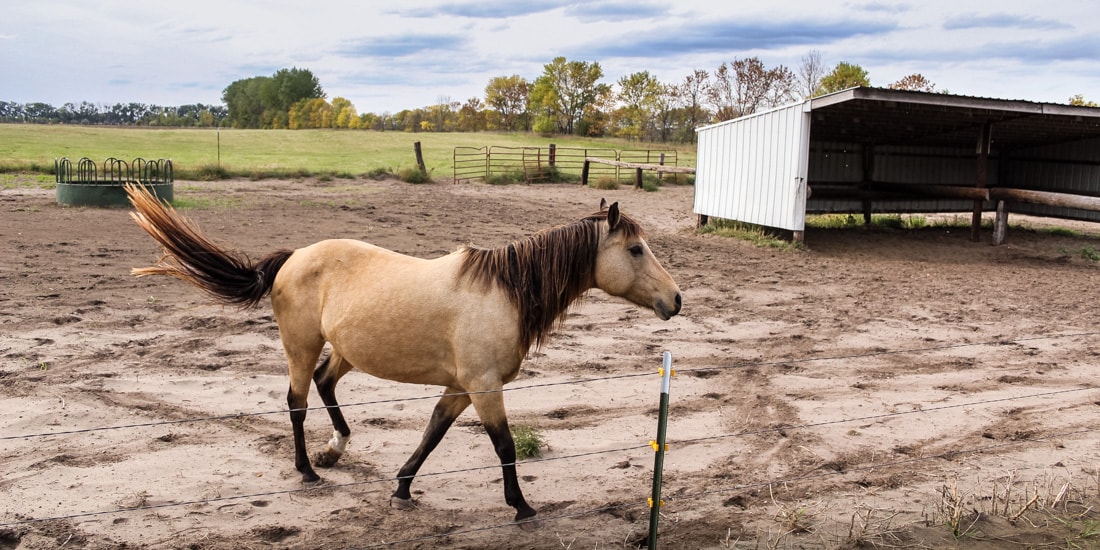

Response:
(656, 292), (682, 320)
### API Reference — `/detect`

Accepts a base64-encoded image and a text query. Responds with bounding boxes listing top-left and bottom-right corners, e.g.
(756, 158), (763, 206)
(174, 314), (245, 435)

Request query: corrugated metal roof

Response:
(806, 87), (1100, 149)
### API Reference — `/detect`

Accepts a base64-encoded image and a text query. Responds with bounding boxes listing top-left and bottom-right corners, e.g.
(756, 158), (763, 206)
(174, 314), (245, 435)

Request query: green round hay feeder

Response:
(55, 157), (174, 207)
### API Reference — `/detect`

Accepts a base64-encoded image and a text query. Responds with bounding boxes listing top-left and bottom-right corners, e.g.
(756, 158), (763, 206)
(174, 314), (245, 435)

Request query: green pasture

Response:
(0, 124), (695, 180)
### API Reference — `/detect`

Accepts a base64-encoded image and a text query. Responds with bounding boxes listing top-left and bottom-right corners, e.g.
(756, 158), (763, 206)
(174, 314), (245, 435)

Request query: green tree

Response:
(262, 68), (324, 114)
(614, 71), (661, 140)
(817, 62), (870, 95)
(222, 76), (267, 128)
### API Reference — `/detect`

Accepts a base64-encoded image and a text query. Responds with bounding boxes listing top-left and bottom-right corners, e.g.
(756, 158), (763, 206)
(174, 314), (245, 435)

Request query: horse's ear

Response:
(607, 202), (621, 232)
(599, 198), (608, 211)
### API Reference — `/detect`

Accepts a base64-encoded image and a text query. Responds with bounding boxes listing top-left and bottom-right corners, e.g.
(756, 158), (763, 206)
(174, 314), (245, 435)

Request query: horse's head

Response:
(593, 200), (682, 320)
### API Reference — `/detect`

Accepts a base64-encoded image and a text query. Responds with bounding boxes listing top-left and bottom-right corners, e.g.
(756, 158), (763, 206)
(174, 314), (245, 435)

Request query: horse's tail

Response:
(126, 183), (291, 309)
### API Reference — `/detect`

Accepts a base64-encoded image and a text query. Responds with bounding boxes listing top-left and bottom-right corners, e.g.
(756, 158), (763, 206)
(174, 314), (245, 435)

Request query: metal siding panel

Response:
(693, 102), (811, 230)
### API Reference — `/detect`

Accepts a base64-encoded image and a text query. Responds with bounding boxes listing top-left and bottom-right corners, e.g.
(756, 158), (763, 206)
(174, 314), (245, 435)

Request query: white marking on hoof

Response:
(327, 430), (349, 455)
(390, 496), (416, 511)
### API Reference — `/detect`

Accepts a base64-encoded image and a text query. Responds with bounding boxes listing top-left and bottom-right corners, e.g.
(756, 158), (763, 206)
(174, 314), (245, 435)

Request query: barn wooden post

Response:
(970, 123), (992, 242)
(861, 144), (874, 224)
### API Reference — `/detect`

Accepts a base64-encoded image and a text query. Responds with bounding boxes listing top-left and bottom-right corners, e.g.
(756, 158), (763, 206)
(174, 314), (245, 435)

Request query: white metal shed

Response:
(694, 87), (1100, 243)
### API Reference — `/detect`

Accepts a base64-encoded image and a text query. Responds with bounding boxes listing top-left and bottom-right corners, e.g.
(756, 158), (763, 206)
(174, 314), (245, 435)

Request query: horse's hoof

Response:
(301, 471), (321, 483)
(516, 515), (541, 531)
(314, 449), (341, 468)
(390, 496), (416, 511)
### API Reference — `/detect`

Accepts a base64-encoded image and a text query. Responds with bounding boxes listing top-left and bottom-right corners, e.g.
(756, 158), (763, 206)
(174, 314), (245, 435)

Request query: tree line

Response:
(4, 52), (1094, 143)
(0, 100), (226, 127)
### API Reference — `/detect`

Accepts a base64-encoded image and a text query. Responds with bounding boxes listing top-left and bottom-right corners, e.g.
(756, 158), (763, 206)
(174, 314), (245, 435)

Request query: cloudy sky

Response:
(2, 1), (1098, 114)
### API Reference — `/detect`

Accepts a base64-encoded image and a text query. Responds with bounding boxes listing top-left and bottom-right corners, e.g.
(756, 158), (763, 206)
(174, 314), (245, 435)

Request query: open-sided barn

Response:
(694, 87), (1100, 243)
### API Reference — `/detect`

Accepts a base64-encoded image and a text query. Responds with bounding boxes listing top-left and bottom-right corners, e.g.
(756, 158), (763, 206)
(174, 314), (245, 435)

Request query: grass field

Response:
(0, 124), (695, 180)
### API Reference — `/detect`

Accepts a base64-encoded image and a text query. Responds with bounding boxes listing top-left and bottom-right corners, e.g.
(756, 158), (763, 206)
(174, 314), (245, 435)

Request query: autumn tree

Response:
(707, 57), (796, 122)
(890, 74), (936, 92)
(817, 62), (870, 95)
(485, 75), (530, 131)
(671, 69), (710, 142)
(1069, 94), (1098, 107)
(331, 97), (357, 128)
(458, 97), (487, 132)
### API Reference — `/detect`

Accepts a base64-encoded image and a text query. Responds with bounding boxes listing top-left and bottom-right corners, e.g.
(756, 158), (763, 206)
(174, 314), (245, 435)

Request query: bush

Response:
(193, 164), (230, 181)
(363, 167), (395, 180)
(485, 170), (525, 185)
(398, 166), (431, 184)
(590, 177), (620, 190)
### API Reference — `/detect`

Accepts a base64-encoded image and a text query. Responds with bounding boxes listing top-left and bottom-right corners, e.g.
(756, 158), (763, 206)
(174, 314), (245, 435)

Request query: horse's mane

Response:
(458, 209), (644, 352)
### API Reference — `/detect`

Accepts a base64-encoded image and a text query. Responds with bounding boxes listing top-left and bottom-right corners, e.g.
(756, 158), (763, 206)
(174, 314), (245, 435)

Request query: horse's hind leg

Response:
(284, 343), (325, 483)
(313, 352), (355, 468)
(391, 389), (471, 509)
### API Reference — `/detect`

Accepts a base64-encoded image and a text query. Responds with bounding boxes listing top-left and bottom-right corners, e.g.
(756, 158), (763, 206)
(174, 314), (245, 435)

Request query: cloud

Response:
(577, 17), (899, 58)
(564, 2), (668, 21)
(943, 13), (1071, 30)
(847, 2), (911, 14)
(399, 0), (569, 18)
(336, 34), (469, 58)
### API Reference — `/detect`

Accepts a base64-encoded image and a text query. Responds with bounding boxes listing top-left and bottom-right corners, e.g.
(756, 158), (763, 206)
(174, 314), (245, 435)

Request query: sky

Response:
(2, 1), (1099, 114)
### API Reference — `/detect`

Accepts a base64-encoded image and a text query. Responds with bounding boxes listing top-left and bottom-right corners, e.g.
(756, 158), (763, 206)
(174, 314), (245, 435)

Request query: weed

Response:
(510, 424), (546, 460)
(1058, 246), (1100, 261)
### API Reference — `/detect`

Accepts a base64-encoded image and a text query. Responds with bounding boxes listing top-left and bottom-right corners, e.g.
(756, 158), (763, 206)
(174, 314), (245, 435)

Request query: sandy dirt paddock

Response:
(3, 177), (1100, 549)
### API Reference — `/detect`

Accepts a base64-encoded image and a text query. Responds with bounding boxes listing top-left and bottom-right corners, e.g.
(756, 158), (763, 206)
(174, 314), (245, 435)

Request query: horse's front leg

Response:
(470, 391), (537, 524)
(312, 354), (354, 468)
(392, 389), (472, 509)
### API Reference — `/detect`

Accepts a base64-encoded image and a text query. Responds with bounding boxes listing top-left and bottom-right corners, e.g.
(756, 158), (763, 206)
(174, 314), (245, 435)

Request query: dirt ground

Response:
(3, 176), (1100, 549)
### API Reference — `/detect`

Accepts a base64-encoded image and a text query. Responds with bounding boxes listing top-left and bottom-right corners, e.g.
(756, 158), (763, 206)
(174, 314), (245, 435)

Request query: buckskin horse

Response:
(125, 183), (681, 524)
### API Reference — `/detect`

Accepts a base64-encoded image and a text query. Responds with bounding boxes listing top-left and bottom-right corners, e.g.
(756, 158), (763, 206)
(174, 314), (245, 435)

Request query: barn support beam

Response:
(970, 123), (993, 242)
(861, 144), (875, 225)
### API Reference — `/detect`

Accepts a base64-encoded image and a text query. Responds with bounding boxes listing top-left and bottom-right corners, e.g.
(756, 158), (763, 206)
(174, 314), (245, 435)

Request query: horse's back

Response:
(270, 239), (522, 386)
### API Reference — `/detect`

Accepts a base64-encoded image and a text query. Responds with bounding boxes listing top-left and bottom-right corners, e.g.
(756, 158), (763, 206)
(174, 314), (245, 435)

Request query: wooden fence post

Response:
(413, 141), (426, 173)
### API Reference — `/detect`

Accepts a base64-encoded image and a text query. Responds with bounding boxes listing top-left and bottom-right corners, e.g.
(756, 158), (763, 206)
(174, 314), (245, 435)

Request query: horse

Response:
(125, 182), (681, 524)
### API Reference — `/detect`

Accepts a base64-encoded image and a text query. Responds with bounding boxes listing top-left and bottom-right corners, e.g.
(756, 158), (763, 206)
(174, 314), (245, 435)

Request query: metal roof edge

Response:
(695, 98), (812, 133)
(808, 86), (1100, 118)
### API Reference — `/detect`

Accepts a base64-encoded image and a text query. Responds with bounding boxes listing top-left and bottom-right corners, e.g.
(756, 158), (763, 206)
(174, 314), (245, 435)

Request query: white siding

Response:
(694, 102), (811, 231)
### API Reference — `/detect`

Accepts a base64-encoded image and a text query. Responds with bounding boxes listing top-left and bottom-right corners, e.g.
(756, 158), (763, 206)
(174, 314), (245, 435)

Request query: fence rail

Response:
(452, 145), (683, 184)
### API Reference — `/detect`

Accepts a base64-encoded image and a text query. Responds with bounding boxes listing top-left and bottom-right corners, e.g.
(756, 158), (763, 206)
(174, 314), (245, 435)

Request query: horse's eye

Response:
(629, 245), (644, 257)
